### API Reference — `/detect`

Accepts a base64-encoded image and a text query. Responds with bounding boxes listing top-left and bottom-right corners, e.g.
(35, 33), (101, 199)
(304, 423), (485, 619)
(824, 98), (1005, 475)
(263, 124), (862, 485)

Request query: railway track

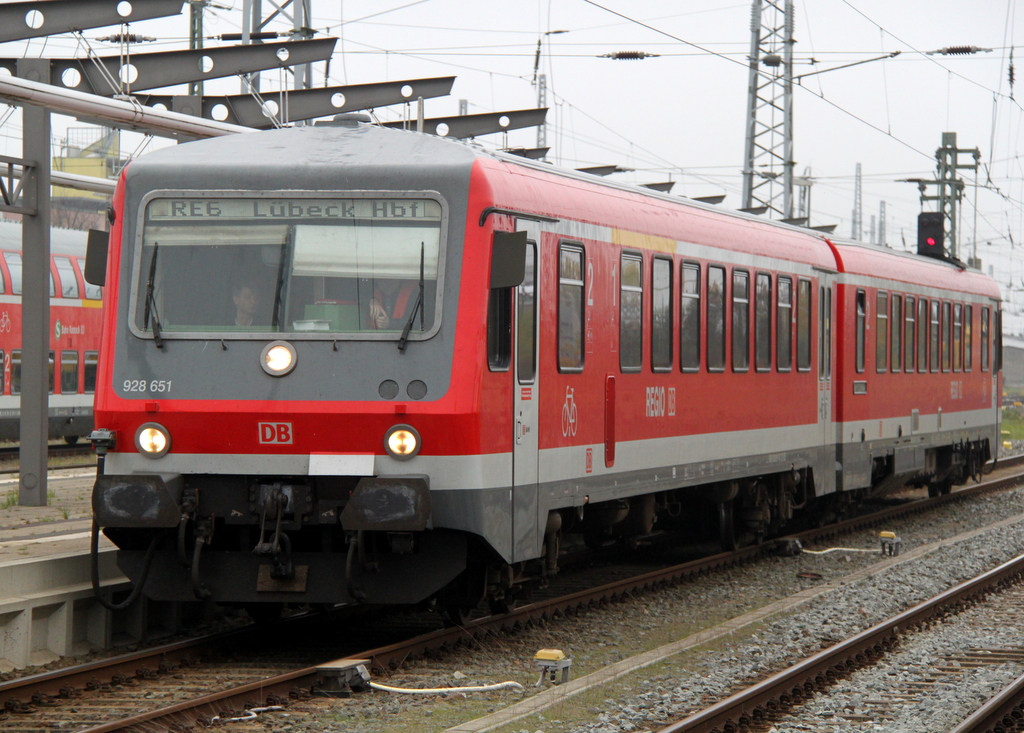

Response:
(0, 442), (96, 472)
(1, 459), (1022, 733)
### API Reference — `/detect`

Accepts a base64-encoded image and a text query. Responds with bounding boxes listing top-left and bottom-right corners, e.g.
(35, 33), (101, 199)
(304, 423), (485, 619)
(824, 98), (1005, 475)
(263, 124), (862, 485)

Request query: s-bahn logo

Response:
(54, 320), (84, 339)
(259, 422), (293, 444)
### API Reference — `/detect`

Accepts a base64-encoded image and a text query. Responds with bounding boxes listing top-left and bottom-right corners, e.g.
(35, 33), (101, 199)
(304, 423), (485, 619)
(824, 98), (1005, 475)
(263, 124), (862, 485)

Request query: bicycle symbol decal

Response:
(0, 312), (10, 333)
(561, 385), (578, 437)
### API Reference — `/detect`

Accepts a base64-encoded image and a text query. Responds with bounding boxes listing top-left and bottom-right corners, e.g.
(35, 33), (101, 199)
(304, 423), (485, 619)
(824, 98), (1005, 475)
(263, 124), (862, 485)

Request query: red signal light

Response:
(926, 237), (936, 246)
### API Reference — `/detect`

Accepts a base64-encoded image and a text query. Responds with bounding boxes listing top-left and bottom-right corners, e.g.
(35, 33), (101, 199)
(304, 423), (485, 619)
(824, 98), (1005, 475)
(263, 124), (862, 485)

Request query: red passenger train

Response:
(0, 220), (102, 443)
(87, 120), (1001, 616)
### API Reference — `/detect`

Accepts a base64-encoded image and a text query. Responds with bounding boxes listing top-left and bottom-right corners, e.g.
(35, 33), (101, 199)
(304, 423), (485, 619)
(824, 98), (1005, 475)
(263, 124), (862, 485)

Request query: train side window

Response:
(4, 252), (21, 295)
(48, 350), (54, 394)
(918, 298), (928, 372)
(755, 273), (771, 372)
(620, 253), (643, 373)
(996, 309), (1003, 372)
(941, 301), (951, 372)
(855, 289), (866, 373)
(875, 291), (888, 372)
(929, 300), (940, 373)
(953, 303), (963, 372)
(732, 270), (750, 372)
(79, 258), (102, 299)
(487, 287), (512, 372)
(680, 262), (701, 372)
(516, 241), (537, 383)
(777, 276), (792, 372)
(818, 285), (825, 377)
(54, 256), (79, 299)
(891, 295), (902, 371)
(651, 257), (672, 372)
(797, 279), (812, 371)
(61, 351), (79, 394)
(825, 286), (832, 377)
(904, 296), (915, 372)
(981, 307), (990, 371)
(84, 351), (99, 394)
(707, 265), (726, 372)
(0, 350), (4, 394)
(964, 304), (973, 371)
(10, 350), (19, 395)
(558, 243), (585, 373)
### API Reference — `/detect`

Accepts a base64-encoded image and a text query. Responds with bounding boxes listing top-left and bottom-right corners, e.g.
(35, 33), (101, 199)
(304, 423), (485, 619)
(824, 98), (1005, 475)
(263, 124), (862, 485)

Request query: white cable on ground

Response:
(210, 705), (284, 723)
(802, 547), (879, 555)
(369, 680), (525, 694)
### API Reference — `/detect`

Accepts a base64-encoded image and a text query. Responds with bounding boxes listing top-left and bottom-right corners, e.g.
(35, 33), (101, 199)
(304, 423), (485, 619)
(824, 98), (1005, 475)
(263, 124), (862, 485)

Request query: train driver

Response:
(368, 278), (417, 330)
(232, 282), (260, 327)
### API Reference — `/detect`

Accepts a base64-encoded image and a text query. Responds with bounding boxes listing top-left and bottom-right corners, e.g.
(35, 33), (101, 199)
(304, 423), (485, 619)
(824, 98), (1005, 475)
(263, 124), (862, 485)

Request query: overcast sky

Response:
(3, 0), (1024, 327)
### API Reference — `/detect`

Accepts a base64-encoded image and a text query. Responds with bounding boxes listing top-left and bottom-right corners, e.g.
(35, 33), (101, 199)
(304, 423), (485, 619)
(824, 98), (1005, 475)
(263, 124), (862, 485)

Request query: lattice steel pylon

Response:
(741, 0), (794, 219)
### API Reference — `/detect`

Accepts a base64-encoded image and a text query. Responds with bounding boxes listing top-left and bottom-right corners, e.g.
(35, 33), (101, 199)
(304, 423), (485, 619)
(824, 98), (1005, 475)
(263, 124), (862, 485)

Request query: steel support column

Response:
(17, 59), (51, 506)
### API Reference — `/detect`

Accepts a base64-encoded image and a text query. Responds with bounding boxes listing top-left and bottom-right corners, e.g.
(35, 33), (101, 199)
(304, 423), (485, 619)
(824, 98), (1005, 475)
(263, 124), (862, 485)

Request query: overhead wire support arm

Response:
(793, 51), (901, 81)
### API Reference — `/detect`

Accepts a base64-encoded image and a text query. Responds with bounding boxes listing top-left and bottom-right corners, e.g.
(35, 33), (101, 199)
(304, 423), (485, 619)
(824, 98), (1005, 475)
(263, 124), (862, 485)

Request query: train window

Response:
(2, 252), (55, 296)
(54, 257), (79, 299)
(825, 287), (832, 378)
(818, 286), (825, 377)
(517, 241), (537, 383)
(929, 300), (940, 373)
(732, 270), (749, 372)
(84, 351), (99, 394)
(941, 302), (951, 372)
(680, 263), (701, 372)
(918, 299), (928, 372)
(755, 273), (771, 372)
(61, 351), (79, 394)
(0, 350), (4, 393)
(707, 265), (726, 372)
(891, 295), (902, 372)
(486, 287), (511, 372)
(953, 303), (962, 372)
(10, 350), (19, 394)
(620, 253), (643, 373)
(964, 304), (973, 371)
(904, 296), (915, 372)
(855, 290), (866, 373)
(135, 195), (444, 341)
(875, 292), (888, 372)
(981, 307), (990, 371)
(777, 277), (792, 372)
(48, 351), (54, 394)
(4, 252), (21, 295)
(996, 309), (1003, 372)
(558, 243), (585, 372)
(797, 279), (811, 371)
(79, 258), (101, 299)
(651, 257), (672, 372)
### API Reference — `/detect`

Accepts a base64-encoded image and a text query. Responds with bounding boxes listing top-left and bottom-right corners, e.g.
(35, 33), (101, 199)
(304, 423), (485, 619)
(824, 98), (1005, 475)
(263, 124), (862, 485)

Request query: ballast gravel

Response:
(231, 483), (1024, 733)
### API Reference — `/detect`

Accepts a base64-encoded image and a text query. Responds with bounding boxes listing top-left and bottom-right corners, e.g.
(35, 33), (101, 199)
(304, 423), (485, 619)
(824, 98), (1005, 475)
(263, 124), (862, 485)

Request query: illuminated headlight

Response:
(261, 340), (296, 377)
(384, 424), (420, 460)
(136, 422), (170, 458)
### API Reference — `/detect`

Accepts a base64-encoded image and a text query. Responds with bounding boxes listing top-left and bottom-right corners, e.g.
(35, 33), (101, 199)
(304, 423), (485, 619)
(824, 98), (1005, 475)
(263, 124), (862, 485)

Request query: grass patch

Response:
(1002, 406), (1024, 441)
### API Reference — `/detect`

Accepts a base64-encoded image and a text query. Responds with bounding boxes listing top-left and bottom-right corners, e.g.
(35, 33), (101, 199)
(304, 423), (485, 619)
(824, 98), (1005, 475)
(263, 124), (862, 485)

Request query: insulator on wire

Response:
(95, 34), (157, 43)
(597, 51), (659, 60)
(926, 45), (993, 56)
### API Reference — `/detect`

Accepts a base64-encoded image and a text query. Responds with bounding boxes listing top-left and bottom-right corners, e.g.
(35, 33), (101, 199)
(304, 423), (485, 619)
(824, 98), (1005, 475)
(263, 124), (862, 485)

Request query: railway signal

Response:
(917, 211), (945, 259)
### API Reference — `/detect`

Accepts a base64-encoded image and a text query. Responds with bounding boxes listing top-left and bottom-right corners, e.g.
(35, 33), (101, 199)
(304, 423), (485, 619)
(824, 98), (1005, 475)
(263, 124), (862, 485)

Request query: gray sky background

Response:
(3, 1), (1023, 327)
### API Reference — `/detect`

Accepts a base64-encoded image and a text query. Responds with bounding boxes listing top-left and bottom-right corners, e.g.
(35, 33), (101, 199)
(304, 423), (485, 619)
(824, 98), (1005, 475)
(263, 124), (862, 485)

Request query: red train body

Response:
(0, 220), (102, 442)
(89, 123), (1001, 613)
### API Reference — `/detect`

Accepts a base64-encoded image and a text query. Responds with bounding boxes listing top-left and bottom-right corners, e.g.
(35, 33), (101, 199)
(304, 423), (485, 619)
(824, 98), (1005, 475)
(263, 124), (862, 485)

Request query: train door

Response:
(511, 221), (540, 561)
(817, 274), (836, 494)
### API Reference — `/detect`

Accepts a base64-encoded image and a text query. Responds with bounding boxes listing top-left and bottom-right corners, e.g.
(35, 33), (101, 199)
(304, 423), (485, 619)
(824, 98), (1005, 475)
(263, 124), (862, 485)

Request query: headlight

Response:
(136, 422), (170, 458)
(384, 424), (420, 460)
(261, 340), (296, 377)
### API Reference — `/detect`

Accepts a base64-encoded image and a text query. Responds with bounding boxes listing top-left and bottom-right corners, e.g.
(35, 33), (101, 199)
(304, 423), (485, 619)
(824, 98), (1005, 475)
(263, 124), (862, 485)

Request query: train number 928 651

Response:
(124, 379), (172, 393)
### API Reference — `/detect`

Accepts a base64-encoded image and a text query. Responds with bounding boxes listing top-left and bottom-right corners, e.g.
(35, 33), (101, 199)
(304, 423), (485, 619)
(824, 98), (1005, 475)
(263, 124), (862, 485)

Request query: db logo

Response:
(259, 422), (293, 444)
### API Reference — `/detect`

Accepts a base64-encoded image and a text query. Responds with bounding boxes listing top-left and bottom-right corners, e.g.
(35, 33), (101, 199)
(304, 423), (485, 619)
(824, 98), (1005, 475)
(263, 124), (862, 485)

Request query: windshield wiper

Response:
(142, 242), (163, 349)
(398, 242), (425, 352)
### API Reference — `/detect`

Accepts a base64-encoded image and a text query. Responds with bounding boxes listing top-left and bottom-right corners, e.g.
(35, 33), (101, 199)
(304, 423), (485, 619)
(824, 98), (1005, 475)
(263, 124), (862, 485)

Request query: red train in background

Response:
(86, 120), (1001, 618)
(0, 219), (102, 443)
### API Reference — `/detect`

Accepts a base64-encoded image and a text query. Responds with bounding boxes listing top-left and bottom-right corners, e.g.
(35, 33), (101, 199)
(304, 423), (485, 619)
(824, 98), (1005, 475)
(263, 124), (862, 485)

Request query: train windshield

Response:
(133, 195), (443, 340)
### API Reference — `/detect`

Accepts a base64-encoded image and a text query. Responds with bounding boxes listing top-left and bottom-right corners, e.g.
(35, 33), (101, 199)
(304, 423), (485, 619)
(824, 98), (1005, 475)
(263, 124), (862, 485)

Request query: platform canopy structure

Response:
(0, 0), (547, 506)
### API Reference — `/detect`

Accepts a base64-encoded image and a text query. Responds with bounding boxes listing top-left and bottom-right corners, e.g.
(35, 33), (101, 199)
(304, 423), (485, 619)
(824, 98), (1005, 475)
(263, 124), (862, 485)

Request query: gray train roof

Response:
(0, 218), (88, 256)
